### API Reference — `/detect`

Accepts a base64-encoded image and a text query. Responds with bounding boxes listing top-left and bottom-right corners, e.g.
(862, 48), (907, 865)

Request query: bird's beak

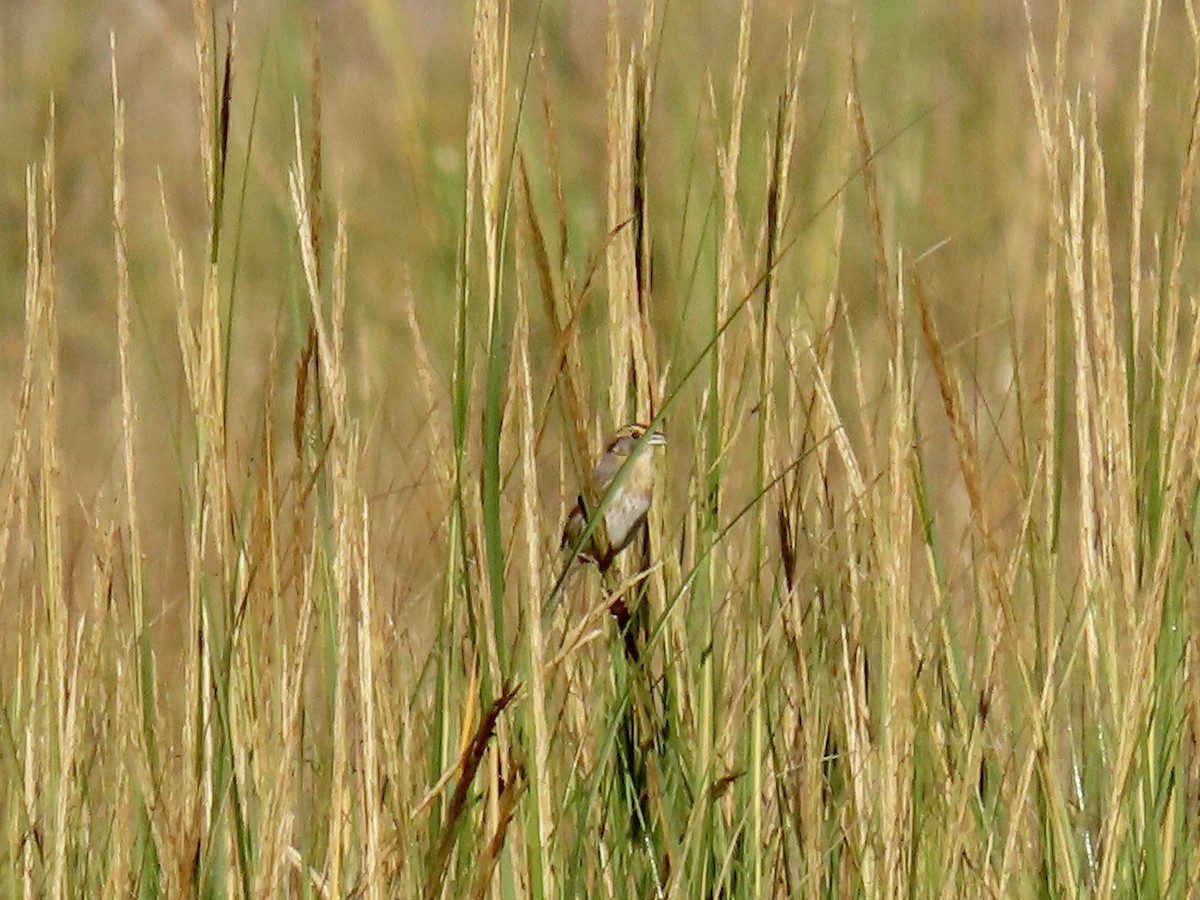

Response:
(647, 430), (666, 447)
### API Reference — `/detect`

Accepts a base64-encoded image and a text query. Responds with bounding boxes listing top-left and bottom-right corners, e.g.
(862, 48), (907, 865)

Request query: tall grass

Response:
(4, 0), (1200, 895)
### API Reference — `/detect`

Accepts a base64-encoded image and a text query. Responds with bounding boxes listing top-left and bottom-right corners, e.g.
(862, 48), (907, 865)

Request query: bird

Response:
(561, 422), (666, 571)
(560, 424), (666, 839)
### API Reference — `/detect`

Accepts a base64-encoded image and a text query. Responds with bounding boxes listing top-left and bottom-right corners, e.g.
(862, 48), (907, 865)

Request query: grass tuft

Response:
(5, 1), (1200, 895)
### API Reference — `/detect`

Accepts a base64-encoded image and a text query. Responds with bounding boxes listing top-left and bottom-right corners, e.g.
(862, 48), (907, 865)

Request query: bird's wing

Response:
(590, 452), (622, 492)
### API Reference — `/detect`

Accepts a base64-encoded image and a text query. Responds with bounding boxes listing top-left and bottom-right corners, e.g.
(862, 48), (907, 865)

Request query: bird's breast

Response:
(604, 461), (655, 552)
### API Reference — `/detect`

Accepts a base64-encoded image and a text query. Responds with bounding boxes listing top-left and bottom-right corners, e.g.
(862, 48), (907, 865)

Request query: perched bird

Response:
(561, 423), (666, 571)
(561, 423), (666, 838)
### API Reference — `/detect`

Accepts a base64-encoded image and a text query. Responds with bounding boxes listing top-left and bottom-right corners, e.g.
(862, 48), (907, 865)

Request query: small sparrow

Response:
(561, 423), (666, 570)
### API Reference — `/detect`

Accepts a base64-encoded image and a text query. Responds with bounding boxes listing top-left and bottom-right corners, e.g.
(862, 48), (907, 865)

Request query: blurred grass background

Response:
(0, 2), (1170, 553)
(1, 0), (1191, 584)
(4, 0), (1200, 895)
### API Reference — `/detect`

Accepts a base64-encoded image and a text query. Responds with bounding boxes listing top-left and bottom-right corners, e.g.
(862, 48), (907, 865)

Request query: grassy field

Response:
(3, 0), (1200, 895)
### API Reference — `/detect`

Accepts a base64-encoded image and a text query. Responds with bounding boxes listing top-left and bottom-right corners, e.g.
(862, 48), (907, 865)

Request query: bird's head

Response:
(607, 422), (666, 460)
